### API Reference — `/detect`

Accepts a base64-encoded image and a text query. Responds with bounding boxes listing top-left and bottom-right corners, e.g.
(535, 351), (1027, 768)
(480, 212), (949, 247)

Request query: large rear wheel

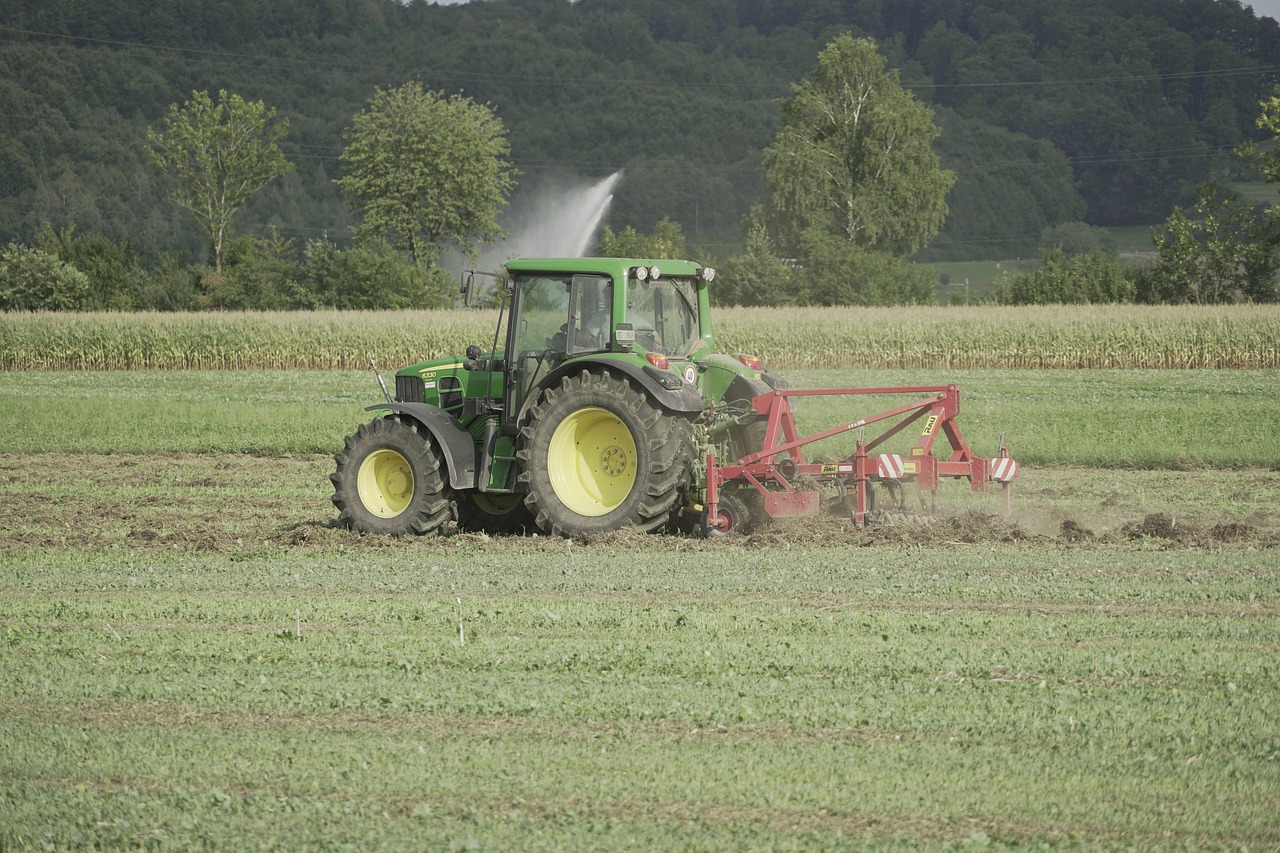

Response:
(518, 370), (692, 538)
(331, 416), (453, 536)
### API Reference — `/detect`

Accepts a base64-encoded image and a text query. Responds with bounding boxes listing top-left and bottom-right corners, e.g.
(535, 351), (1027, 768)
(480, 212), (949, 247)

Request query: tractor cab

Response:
(497, 260), (710, 427)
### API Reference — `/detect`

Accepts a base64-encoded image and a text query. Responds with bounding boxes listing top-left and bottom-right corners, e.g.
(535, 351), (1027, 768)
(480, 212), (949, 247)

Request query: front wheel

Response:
(331, 416), (454, 536)
(518, 370), (692, 538)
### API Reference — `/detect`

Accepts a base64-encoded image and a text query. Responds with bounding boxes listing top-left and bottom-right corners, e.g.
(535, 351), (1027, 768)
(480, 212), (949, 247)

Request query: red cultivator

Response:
(703, 384), (1019, 535)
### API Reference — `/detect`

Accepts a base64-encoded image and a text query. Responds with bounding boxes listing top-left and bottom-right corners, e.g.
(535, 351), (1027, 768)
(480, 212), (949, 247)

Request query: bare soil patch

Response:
(1, 452), (1277, 554)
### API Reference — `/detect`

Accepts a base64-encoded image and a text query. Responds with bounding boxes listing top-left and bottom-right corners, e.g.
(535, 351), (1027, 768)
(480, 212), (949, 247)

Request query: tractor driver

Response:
(548, 289), (612, 352)
(572, 300), (611, 349)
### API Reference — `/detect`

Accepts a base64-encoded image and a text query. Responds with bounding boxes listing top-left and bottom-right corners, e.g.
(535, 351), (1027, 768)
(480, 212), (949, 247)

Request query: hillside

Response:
(1, 0), (1279, 262)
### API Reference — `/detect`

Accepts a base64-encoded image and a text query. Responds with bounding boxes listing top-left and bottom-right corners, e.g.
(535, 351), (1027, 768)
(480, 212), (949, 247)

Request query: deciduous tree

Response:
(759, 35), (954, 304)
(337, 82), (517, 268)
(990, 248), (1135, 305)
(1147, 184), (1280, 304)
(147, 90), (292, 274)
(0, 242), (90, 311)
(715, 219), (795, 306)
(596, 217), (687, 259)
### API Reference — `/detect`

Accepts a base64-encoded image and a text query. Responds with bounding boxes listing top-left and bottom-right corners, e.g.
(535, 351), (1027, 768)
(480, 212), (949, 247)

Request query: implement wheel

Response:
(518, 370), (692, 538)
(331, 416), (453, 536)
(701, 492), (751, 538)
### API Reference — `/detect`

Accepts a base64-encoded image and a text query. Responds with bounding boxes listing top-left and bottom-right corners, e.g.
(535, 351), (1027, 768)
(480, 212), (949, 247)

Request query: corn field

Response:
(1, 305), (1277, 370)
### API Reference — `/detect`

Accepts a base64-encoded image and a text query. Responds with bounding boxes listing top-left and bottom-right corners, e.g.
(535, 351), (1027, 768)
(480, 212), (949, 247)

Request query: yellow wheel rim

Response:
(357, 449), (414, 518)
(548, 407), (637, 517)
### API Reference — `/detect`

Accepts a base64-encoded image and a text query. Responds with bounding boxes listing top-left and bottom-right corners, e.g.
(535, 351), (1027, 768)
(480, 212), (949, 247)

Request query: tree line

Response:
(2, 0), (1280, 308)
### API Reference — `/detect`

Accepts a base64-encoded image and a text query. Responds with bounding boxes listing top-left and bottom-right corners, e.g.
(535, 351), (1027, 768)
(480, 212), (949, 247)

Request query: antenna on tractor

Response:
(368, 353), (391, 404)
(369, 358), (393, 405)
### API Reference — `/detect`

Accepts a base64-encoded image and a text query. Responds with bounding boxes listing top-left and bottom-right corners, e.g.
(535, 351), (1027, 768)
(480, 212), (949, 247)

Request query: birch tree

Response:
(148, 90), (292, 274)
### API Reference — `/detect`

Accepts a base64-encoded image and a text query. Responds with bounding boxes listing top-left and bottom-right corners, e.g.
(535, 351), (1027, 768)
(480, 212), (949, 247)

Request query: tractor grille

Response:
(395, 374), (425, 403)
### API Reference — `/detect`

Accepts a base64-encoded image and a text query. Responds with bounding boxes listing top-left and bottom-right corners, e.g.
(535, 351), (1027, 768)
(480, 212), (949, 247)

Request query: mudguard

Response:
(364, 402), (478, 490)
(532, 357), (703, 419)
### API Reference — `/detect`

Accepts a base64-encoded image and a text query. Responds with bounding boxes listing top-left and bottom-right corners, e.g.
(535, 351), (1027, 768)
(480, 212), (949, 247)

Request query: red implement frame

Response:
(704, 385), (1018, 532)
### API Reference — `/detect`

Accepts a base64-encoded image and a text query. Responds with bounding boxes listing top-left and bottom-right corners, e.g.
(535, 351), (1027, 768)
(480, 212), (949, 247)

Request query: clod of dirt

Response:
(1209, 522), (1253, 542)
(1120, 514), (1276, 548)
(1125, 512), (1181, 541)
(1059, 520), (1093, 542)
(926, 511), (1030, 544)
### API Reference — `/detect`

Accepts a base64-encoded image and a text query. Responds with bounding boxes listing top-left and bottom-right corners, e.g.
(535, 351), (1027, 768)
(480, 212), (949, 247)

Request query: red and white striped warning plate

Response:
(876, 454), (905, 480)
(990, 457), (1020, 482)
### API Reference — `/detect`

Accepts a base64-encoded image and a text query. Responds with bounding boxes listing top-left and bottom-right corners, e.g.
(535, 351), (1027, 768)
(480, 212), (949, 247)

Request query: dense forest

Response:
(2, 0), (1279, 266)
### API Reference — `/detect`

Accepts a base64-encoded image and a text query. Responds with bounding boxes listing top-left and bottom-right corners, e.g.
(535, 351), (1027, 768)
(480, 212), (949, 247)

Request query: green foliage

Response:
(337, 81), (517, 268)
(35, 224), (149, 311)
(303, 237), (453, 310)
(989, 248), (1136, 305)
(0, 242), (90, 311)
(595, 217), (687, 259)
(1238, 83), (1280, 184)
(209, 230), (305, 311)
(927, 110), (1087, 261)
(1, 0), (1279, 267)
(714, 219), (795, 306)
(798, 238), (938, 306)
(1146, 183), (1280, 304)
(761, 35), (954, 261)
(752, 35), (952, 305)
(913, 5), (1252, 227)
(147, 90), (293, 273)
(129, 253), (202, 313)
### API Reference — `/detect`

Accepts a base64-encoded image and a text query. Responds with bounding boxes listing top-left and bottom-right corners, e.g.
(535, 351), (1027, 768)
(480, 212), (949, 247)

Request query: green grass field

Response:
(1, 367), (1278, 849)
(2, 367), (1277, 467)
(929, 259), (1040, 300)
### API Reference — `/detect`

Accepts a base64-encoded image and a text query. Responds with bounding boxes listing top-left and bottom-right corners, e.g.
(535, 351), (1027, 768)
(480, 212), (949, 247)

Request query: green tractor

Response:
(331, 257), (784, 539)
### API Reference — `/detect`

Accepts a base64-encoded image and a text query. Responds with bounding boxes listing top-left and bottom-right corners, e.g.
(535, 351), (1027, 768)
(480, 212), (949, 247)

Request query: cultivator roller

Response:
(703, 384), (1018, 534)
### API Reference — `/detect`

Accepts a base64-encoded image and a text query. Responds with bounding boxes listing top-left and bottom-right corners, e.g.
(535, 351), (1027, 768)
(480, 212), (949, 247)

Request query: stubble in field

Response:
(1, 452), (1277, 554)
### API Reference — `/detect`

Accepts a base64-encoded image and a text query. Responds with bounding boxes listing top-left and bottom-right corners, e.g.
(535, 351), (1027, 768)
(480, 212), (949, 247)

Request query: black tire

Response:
(701, 492), (751, 537)
(331, 416), (454, 536)
(717, 376), (775, 531)
(723, 375), (772, 463)
(456, 491), (536, 535)
(517, 369), (693, 538)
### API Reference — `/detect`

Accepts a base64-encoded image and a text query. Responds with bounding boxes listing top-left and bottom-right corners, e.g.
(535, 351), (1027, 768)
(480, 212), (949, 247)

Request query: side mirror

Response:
(461, 270), (508, 307)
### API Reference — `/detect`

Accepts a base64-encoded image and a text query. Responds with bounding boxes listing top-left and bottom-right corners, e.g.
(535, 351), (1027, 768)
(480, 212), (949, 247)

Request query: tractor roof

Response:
(503, 257), (706, 278)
